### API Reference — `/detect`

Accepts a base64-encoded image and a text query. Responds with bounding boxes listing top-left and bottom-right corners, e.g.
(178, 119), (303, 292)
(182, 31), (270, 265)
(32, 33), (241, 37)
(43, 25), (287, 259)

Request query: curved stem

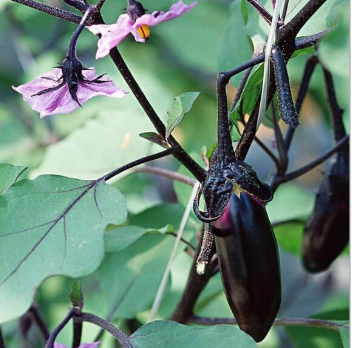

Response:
(275, 135), (349, 184)
(10, 0), (81, 24)
(67, 7), (93, 59)
(229, 67), (252, 113)
(45, 309), (74, 348)
(81, 312), (133, 348)
(61, 0), (87, 13)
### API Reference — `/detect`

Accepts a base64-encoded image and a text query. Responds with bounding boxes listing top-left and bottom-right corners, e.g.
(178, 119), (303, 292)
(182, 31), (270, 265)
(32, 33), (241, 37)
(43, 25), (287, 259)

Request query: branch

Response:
(80, 312), (133, 348)
(133, 166), (196, 186)
(189, 315), (349, 331)
(278, 0), (328, 42)
(102, 149), (174, 182)
(245, 0), (273, 25)
(45, 309), (74, 348)
(275, 135), (349, 184)
(9, 0), (81, 24)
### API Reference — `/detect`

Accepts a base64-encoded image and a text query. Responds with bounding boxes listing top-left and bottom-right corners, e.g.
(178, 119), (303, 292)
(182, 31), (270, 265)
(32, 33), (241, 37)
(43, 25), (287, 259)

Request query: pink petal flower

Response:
(87, 1), (196, 59)
(54, 342), (101, 348)
(13, 68), (127, 118)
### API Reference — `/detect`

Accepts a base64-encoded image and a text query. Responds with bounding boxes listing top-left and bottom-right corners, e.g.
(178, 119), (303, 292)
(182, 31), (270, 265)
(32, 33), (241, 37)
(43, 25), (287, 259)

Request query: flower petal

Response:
(134, 1), (196, 28)
(13, 68), (127, 117)
(87, 15), (133, 59)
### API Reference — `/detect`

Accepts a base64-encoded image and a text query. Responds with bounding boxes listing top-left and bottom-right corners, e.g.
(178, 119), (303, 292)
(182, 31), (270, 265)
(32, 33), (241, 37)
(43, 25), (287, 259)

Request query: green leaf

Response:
(130, 321), (258, 348)
(31, 104), (155, 181)
(139, 132), (170, 149)
(0, 175), (127, 324)
(273, 220), (304, 255)
(104, 225), (149, 253)
(0, 163), (27, 194)
(217, 0), (253, 87)
(89, 233), (175, 319)
(166, 92), (200, 139)
(338, 324), (349, 348)
(69, 280), (83, 307)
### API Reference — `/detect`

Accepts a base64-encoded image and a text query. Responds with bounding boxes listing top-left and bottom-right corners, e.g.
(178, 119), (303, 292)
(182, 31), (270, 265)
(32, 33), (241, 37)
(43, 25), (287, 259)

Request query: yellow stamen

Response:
(137, 25), (150, 40)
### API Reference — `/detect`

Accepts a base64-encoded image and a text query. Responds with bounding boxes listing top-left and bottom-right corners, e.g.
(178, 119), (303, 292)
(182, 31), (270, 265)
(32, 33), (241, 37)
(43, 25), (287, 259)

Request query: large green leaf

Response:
(166, 92), (200, 139)
(30, 104), (155, 181)
(273, 220), (304, 255)
(0, 163), (27, 194)
(130, 321), (257, 348)
(85, 233), (175, 320)
(0, 175), (126, 324)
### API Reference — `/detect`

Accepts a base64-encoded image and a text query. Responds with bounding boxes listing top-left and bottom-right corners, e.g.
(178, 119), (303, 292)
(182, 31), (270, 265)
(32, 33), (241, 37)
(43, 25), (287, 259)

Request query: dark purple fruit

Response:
(214, 193), (281, 342)
(302, 152), (349, 273)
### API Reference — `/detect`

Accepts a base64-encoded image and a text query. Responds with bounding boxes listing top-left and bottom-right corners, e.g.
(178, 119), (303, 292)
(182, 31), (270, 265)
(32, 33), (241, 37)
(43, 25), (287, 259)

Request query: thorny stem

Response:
(134, 166), (196, 186)
(81, 312), (133, 348)
(322, 67), (347, 142)
(245, 0), (273, 25)
(274, 135), (349, 184)
(45, 309), (74, 348)
(271, 101), (287, 172)
(27, 305), (50, 341)
(10, 0), (81, 24)
(189, 316), (349, 332)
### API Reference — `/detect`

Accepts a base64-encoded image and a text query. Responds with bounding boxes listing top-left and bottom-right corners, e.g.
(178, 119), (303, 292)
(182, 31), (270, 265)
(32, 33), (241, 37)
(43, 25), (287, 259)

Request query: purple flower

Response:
(87, 0), (196, 59)
(13, 57), (127, 118)
(54, 343), (100, 348)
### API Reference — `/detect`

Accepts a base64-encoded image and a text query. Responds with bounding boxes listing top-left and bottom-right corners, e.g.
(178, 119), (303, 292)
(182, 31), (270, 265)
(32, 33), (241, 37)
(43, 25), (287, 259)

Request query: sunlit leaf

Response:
(0, 175), (126, 323)
(166, 92), (200, 139)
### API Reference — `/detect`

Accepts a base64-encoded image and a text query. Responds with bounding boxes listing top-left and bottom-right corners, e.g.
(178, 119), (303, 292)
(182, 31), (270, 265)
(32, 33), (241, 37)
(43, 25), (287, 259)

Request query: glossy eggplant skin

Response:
(302, 152), (349, 273)
(214, 193), (281, 343)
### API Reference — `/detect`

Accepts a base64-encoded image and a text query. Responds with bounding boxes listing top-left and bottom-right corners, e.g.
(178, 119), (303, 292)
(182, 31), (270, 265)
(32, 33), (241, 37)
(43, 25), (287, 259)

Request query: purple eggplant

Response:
(302, 152), (349, 273)
(213, 193), (281, 342)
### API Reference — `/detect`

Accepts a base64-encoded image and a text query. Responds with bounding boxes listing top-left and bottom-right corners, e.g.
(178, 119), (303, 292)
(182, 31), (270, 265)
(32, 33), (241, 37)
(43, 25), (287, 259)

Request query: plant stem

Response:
(275, 135), (349, 184)
(188, 316), (349, 331)
(10, 0), (81, 24)
(45, 309), (74, 348)
(229, 67), (252, 113)
(134, 166), (196, 186)
(72, 315), (83, 348)
(321, 67), (347, 142)
(245, 0), (273, 25)
(81, 312), (133, 348)
(102, 149), (173, 182)
(28, 305), (50, 341)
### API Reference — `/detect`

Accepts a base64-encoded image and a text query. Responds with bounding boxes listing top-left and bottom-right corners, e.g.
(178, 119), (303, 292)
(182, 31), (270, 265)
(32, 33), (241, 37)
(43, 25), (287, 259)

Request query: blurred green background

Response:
(0, 0), (349, 347)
